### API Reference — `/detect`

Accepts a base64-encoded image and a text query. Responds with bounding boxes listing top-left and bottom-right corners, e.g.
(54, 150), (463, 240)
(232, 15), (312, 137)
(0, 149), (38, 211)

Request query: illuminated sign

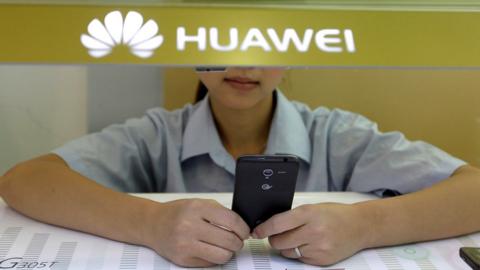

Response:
(81, 11), (164, 58)
(81, 10), (355, 58)
(1, 4), (479, 66)
(176, 27), (355, 53)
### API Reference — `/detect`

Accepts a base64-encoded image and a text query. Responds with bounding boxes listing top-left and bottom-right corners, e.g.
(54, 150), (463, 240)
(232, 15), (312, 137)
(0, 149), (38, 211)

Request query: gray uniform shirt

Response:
(52, 90), (465, 196)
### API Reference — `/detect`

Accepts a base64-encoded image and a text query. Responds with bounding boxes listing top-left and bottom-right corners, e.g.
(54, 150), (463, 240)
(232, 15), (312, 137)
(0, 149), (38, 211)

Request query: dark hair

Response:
(195, 81), (208, 103)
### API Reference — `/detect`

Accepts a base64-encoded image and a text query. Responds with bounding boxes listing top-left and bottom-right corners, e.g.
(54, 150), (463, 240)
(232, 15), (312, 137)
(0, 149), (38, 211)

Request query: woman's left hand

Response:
(252, 203), (372, 266)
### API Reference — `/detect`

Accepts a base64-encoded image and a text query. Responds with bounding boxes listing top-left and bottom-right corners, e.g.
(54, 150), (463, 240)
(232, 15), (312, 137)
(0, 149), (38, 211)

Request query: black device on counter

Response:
(232, 155), (299, 231)
(460, 247), (480, 270)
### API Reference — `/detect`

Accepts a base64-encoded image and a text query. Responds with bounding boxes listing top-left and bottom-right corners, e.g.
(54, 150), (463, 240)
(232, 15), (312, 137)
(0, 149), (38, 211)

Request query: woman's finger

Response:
(280, 245), (307, 259)
(253, 205), (310, 238)
(193, 239), (234, 265)
(197, 220), (244, 252)
(202, 200), (250, 240)
(268, 224), (309, 250)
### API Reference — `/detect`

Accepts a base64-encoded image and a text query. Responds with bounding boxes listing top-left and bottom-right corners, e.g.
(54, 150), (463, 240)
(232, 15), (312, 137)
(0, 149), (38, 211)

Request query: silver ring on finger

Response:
(294, 246), (302, 258)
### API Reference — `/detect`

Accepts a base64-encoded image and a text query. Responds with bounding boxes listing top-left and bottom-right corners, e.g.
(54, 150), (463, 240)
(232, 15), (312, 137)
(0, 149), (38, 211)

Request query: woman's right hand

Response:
(0, 155), (249, 268)
(144, 198), (250, 267)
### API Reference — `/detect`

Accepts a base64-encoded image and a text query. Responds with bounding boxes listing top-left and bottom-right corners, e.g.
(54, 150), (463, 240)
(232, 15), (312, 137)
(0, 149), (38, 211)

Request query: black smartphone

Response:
(460, 247), (480, 270)
(232, 154), (300, 230)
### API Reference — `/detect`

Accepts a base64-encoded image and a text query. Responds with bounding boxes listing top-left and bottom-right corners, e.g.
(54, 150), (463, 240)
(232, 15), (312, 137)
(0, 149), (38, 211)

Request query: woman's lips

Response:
(224, 77), (259, 91)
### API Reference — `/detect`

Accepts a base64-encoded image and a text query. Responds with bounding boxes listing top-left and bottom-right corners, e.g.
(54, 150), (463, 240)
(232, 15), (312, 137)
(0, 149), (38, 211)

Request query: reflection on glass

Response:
(1, 65), (479, 175)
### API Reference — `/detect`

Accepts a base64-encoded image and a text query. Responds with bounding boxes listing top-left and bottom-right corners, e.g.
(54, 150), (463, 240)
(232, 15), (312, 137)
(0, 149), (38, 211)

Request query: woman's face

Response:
(197, 67), (286, 110)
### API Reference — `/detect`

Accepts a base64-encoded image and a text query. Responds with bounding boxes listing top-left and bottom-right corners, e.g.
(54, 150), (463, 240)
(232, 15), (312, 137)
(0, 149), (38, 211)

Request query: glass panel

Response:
(1, 1), (479, 174)
(2, 3), (480, 66)
(1, 64), (479, 176)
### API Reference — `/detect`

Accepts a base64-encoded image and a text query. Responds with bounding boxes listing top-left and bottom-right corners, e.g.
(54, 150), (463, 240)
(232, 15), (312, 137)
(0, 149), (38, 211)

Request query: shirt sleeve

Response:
(51, 111), (165, 192)
(325, 109), (466, 196)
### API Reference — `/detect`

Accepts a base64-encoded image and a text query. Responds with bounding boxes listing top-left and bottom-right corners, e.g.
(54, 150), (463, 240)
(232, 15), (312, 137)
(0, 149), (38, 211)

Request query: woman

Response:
(1, 67), (480, 267)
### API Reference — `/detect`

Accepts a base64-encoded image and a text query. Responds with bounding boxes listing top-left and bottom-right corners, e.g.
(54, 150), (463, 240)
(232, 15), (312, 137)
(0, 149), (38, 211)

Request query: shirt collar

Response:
(181, 90), (311, 171)
(181, 95), (227, 163)
(264, 90), (311, 164)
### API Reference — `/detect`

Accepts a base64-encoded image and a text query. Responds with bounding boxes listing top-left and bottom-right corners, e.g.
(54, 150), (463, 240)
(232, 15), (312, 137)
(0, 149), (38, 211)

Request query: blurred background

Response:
(1, 65), (479, 175)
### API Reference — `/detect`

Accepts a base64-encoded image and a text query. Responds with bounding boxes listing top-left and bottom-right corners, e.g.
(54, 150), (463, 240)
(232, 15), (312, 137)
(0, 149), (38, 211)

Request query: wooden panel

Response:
(165, 68), (480, 166)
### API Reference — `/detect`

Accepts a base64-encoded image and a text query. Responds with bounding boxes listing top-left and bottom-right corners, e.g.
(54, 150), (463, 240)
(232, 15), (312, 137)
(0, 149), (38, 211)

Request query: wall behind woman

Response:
(164, 68), (480, 167)
(0, 65), (87, 175)
(0, 65), (164, 175)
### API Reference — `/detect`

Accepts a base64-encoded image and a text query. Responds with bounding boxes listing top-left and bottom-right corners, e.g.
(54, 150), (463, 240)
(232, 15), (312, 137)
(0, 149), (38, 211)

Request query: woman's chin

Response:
(225, 100), (259, 111)
(209, 87), (273, 111)
(215, 95), (263, 111)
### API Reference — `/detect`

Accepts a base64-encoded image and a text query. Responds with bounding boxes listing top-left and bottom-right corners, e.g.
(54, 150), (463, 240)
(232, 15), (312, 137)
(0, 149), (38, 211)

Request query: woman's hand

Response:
(252, 203), (372, 266)
(144, 199), (250, 267)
